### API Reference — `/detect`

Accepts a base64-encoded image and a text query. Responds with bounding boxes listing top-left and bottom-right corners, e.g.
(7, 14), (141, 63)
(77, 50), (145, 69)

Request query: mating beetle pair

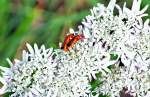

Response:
(61, 33), (84, 52)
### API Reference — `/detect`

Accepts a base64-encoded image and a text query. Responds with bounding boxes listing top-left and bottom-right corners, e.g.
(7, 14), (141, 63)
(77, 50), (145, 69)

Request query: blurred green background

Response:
(0, 0), (150, 67)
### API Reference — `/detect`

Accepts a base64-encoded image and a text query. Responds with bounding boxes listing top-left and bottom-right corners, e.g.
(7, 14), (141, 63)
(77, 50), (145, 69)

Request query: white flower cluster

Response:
(0, 0), (150, 97)
(98, 64), (150, 97)
(77, 0), (150, 96)
(0, 44), (58, 97)
(0, 43), (101, 97)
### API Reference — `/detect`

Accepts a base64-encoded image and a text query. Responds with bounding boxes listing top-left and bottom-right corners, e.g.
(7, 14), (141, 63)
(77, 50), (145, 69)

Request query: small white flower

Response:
(0, 43), (57, 97)
(98, 64), (150, 97)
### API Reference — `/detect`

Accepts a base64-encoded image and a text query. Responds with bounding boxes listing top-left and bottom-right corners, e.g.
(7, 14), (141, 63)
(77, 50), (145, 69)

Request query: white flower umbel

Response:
(98, 64), (150, 97)
(76, 0), (150, 96)
(0, 44), (58, 97)
(0, 0), (150, 97)
(0, 44), (96, 97)
(79, 0), (150, 71)
(77, 0), (150, 96)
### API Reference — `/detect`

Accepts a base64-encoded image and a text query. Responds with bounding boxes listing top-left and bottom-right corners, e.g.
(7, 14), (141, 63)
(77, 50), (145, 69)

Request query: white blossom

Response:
(0, 0), (150, 97)
(78, 0), (150, 96)
(98, 64), (150, 97)
(0, 44), (57, 97)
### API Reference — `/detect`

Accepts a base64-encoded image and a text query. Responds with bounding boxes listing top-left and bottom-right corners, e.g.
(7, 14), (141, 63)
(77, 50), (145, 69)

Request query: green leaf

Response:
(110, 53), (118, 60)
(90, 79), (101, 91)
(2, 92), (12, 97)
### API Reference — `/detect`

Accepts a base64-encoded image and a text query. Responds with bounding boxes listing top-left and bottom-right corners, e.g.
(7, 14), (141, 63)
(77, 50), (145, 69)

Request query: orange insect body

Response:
(61, 33), (84, 51)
